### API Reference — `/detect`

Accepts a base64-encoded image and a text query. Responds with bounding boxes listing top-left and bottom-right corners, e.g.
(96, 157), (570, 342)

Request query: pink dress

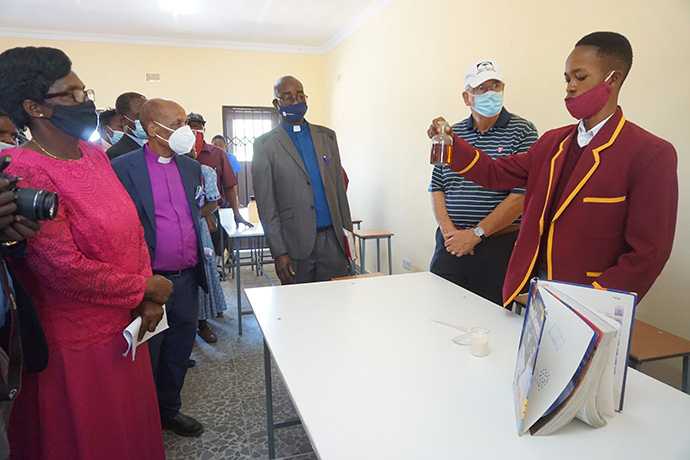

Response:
(5, 142), (165, 460)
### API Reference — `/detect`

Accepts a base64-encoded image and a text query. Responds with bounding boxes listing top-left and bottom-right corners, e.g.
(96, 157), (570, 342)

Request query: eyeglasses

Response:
(469, 82), (504, 95)
(44, 88), (96, 104)
(276, 94), (308, 106)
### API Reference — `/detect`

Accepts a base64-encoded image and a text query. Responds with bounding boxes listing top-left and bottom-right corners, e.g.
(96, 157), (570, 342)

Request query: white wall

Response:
(324, 0), (690, 338)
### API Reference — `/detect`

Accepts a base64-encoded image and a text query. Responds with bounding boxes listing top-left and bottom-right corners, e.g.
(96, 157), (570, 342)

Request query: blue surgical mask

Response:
(277, 102), (308, 124)
(110, 130), (124, 144)
(124, 115), (148, 139)
(0, 141), (15, 152)
(472, 91), (503, 117)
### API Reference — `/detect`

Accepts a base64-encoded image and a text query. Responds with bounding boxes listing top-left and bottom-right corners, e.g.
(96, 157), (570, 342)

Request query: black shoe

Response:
(187, 359), (196, 368)
(162, 412), (204, 437)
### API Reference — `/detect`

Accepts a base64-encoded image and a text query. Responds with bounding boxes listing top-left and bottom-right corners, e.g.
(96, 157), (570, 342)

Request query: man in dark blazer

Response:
(111, 98), (207, 437)
(106, 92), (147, 160)
(252, 75), (353, 285)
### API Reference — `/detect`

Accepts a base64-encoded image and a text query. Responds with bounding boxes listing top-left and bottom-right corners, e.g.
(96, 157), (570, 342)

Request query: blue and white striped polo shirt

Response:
(429, 108), (538, 229)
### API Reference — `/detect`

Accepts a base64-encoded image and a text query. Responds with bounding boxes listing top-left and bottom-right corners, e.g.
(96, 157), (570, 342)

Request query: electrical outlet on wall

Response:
(402, 257), (411, 271)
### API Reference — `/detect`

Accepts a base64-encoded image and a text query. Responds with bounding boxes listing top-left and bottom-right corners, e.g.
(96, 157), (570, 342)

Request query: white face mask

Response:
(154, 122), (196, 155)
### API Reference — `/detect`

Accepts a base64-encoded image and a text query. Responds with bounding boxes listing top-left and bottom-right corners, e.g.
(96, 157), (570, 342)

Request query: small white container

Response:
(470, 327), (490, 357)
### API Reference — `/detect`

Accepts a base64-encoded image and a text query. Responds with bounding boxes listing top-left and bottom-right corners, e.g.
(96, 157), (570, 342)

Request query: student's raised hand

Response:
(427, 117), (452, 139)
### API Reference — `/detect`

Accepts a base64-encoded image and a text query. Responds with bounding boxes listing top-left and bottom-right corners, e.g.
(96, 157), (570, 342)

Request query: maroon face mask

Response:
(565, 71), (615, 120)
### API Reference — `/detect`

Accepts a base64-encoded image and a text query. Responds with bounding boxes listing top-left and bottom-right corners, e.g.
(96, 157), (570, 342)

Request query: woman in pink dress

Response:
(0, 47), (172, 459)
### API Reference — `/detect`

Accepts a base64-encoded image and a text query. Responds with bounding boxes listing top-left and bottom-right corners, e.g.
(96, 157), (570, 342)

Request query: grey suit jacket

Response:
(251, 122), (352, 260)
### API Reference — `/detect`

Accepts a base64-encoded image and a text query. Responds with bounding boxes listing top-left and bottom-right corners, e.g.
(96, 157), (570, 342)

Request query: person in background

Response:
(96, 107), (122, 151)
(186, 147), (227, 343)
(429, 59), (538, 306)
(0, 46), (170, 459)
(427, 31), (678, 307)
(107, 92), (147, 160)
(211, 134), (242, 175)
(0, 112), (20, 151)
(252, 75), (353, 284)
(187, 113), (251, 269)
(186, 114), (248, 225)
(111, 98), (208, 438)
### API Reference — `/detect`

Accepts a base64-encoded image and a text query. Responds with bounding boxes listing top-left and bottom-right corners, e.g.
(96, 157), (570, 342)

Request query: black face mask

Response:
(44, 100), (98, 141)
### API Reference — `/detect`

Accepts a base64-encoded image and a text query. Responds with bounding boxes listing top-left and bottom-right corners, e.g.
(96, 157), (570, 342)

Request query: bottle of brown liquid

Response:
(430, 120), (453, 166)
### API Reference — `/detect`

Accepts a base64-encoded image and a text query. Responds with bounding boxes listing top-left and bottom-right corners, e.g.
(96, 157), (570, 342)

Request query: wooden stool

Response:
(353, 229), (394, 275)
(629, 319), (690, 393)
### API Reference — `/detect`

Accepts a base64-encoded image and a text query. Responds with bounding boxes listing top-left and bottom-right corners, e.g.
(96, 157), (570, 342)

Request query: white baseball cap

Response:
(464, 59), (503, 89)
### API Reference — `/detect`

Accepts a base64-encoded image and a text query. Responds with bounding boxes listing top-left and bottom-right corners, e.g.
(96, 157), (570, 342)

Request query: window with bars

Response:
(221, 106), (279, 205)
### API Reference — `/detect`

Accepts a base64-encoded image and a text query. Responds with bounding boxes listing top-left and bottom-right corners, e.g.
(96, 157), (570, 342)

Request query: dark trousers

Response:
(288, 227), (349, 284)
(430, 227), (518, 305)
(148, 269), (199, 420)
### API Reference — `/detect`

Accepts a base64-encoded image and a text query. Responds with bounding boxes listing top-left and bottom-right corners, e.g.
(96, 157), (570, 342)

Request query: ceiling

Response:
(0, 0), (393, 54)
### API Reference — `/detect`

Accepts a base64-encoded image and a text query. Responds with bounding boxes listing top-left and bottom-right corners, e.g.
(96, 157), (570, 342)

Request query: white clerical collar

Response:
(157, 155), (172, 164)
(577, 113), (614, 148)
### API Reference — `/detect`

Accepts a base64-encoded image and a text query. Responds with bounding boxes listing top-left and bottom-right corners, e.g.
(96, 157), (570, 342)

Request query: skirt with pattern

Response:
(198, 217), (228, 320)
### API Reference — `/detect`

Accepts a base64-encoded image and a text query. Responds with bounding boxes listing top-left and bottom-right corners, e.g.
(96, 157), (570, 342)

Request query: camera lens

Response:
(13, 188), (59, 221)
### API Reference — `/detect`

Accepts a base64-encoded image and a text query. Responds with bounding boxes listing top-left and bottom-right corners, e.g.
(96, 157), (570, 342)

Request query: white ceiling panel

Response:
(0, 0), (393, 53)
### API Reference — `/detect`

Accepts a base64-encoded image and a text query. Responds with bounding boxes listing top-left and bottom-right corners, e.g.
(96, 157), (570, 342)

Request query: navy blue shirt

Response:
(281, 121), (332, 228)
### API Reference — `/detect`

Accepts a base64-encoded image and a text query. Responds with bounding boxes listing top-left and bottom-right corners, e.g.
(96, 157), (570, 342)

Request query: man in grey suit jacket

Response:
(252, 75), (353, 284)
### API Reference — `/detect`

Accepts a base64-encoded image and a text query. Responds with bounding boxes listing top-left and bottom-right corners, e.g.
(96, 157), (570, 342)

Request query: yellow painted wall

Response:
(323, 0), (690, 338)
(0, 37), (326, 136)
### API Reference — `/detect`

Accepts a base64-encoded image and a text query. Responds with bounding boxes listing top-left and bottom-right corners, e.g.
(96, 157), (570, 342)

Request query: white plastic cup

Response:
(471, 327), (490, 357)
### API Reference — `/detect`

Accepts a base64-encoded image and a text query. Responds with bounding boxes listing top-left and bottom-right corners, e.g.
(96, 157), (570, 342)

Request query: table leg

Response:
(361, 239), (366, 275)
(264, 340), (276, 459)
(376, 238), (381, 273)
(236, 236), (243, 335)
(683, 355), (689, 394)
(387, 236), (392, 275)
(219, 222), (226, 281)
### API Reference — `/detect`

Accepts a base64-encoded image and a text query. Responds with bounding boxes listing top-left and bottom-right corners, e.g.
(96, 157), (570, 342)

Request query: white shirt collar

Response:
(157, 155), (172, 164)
(577, 113), (615, 148)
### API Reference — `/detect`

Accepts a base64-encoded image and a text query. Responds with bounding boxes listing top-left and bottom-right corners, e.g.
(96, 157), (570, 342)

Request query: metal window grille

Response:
(222, 106), (279, 205)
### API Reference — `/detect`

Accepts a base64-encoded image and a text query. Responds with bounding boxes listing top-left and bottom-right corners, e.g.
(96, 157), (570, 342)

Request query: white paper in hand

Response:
(123, 305), (169, 361)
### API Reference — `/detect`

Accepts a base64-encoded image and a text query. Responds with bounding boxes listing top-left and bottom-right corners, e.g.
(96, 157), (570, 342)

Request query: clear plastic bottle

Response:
(248, 195), (259, 223)
(430, 120), (453, 166)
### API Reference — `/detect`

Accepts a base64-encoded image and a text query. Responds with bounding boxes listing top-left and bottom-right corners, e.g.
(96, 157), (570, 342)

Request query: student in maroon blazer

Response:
(428, 31), (678, 308)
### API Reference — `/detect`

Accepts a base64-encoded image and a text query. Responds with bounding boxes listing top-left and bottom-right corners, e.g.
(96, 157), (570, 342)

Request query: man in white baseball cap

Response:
(428, 58), (539, 306)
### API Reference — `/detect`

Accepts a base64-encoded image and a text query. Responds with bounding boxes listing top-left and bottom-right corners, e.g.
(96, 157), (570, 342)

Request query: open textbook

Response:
(513, 279), (636, 436)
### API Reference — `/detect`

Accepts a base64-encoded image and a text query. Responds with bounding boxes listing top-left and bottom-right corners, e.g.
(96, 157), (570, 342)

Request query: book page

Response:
(513, 285), (546, 435)
(540, 280), (636, 410)
(122, 305), (169, 361)
(521, 288), (596, 433)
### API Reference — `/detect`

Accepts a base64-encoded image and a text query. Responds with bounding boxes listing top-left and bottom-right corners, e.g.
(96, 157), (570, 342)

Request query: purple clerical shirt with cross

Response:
(144, 145), (198, 271)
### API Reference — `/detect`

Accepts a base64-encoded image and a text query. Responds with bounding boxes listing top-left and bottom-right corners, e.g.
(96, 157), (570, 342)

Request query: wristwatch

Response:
(472, 226), (486, 241)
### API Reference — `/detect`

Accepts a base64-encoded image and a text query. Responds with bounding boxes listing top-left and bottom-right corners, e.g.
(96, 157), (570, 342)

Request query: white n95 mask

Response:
(154, 122), (196, 155)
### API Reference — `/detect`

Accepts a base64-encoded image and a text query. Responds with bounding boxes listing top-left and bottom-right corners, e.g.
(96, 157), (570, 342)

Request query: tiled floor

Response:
(162, 263), (317, 460)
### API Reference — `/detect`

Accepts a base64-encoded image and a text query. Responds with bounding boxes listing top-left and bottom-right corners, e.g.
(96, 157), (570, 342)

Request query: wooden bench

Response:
(629, 319), (690, 394)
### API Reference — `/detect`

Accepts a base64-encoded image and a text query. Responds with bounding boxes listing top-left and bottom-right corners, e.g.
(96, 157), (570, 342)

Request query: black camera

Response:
(0, 155), (58, 221)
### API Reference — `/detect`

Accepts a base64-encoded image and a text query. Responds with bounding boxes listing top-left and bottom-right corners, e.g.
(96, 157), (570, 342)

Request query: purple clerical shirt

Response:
(144, 145), (198, 271)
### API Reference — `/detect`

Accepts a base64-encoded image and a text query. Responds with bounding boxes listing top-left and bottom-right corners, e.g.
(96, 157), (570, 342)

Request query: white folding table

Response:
(219, 208), (272, 335)
(246, 272), (690, 460)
